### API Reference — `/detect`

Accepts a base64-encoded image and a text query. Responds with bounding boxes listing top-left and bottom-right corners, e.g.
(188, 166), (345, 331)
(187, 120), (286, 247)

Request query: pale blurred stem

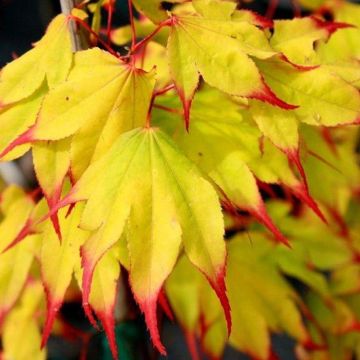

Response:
(128, 0), (136, 51)
(60, 0), (83, 51)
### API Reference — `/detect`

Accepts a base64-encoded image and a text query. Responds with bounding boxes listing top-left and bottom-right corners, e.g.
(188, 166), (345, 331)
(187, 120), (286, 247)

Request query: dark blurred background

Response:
(0, 0), (359, 359)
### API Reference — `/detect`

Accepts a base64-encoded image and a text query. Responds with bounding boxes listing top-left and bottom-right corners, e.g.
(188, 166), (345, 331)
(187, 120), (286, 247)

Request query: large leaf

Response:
(257, 58), (360, 126)
(167, 89), (289, 244)
(29, 48), (155, 180)
(57, 127), (229, 354)
(167, 6), (294, 126)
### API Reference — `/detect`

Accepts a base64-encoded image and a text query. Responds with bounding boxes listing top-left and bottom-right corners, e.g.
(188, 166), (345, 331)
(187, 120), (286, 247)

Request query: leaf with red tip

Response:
(231, 9), (273, 29)
(75, 246), (121, 360)
(57, 127), (228, 354)
(0, 186), (34, 253)
(29, 48), (155, 181)
(165, 88), (288, 245)
(317, 1), (360, 61)
(270, 17), (351, 66)
(0, 14), (72, 107)
(256, 58), (360, 127)
(40, 203), (89, 346)
(0, 189), (40, 325)
(167, 8), (294, 127)
(158, 289), (174, 321)
(33, 139), (71, 239)
(249, 100), (310, 188)
(167, 237), (309, 360)
(248, 138), (326, 222)
(300, 126), (360, 212)
(0, 85), (46, 161)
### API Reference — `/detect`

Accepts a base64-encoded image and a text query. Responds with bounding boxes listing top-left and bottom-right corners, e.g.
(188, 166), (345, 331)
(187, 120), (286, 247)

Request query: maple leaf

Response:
(0, 14), (72, 108)
(132, 0), (186, 24)
(166, 3), (295, 127)
(39, 200), (122, 359)
(166, 235), (310, 360)
(75, 245), (122, 360)
(0, 85), (47, 161)
(1, 281), (46, 360)
(40, 204), (89, 347)
(54, 127), (230, 354)
(154, 88), (290, 244)
(270, 16), (351, 66)
(0, 187), (40, 324)
(33, 139), (71, 237)
(321, 1), (360, 60)
(2, 48), (155, 180)
(256, 58), (360, 126)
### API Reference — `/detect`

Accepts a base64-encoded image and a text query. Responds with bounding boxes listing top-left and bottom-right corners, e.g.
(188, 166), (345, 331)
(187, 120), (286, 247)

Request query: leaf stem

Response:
(70, 15), (120, 58)
(265, 0), (279, 19)
(106, 0), (114, 46)
(131, 18), (172, 54)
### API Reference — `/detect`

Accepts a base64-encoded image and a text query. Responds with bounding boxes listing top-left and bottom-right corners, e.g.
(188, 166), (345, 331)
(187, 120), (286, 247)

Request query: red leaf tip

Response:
(137, 294), (167, 355)
(96, 310), (118, 360)
(41, 290), (62, 348)
(250, 201), (290, 247)
(207, 267), (232, 336)
(292, 183), (327, 224)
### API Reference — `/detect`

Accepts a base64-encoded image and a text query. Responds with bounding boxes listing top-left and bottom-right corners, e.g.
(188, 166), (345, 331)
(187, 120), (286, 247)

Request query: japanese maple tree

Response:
(0, 0), (359, 359)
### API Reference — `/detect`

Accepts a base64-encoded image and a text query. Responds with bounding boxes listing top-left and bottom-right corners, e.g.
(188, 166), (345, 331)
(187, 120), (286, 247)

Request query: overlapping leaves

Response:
(0, 0), (359, 359)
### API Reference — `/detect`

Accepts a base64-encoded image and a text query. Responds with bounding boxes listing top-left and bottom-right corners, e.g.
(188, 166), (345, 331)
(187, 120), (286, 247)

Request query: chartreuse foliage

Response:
(0, 0), (359, 359)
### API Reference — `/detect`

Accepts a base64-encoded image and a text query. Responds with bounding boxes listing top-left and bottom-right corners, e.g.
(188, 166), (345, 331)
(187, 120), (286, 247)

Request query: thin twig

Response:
(60, 0), (82, 51)
(128, 0), (136, 51)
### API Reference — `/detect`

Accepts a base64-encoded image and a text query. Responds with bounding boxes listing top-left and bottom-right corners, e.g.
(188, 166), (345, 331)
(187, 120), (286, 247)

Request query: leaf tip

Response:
(137, 294), (167, 355)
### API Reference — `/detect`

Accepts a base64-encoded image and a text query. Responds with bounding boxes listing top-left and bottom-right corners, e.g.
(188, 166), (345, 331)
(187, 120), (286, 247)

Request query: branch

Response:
(60, 0), (83, 51)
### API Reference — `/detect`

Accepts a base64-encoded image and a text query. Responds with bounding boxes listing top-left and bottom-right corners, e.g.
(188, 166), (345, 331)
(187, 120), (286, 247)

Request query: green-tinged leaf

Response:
(58, 127), (228, 354)
(0, 14), (72, 107)
(159, 88), (288, 244)
(270, 17), (336, 66)
(193, 0), (237, 20)
(167, 235), (309, 360)
(301, 126), (360, 210)
(137, 42), (171, 89)
(321, 1), (360, 61)
(257, 58), (360, 126)
(167, 9), (292, 125)
(132, 0), (186, 24)
(250, 100), (299, 151)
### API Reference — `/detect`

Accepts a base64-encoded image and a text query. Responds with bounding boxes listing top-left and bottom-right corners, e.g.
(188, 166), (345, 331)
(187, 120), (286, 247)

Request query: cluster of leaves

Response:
(0, 0), (359, 359)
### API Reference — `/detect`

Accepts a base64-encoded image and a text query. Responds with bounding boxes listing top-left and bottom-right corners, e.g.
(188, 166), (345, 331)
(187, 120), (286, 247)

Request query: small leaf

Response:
(0, 14), (72, 107)
(2, 281), (46, 360)
(40, 204), (89, 347)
